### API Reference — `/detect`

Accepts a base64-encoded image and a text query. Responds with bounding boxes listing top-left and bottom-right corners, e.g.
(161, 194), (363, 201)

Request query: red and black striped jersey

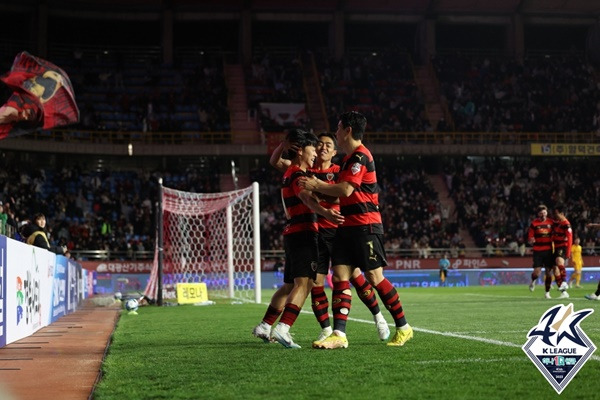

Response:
(281, 165), (318, 236)
(310, 163), (340, 230)
(337, 144), (383, 233)
(527, 217), (554, 252)
(553, 217), (573, 257)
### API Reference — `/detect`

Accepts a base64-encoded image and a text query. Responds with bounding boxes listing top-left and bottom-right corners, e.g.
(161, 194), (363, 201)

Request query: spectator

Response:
(0, 202), (7, 235)
(22, 213), (70, 258)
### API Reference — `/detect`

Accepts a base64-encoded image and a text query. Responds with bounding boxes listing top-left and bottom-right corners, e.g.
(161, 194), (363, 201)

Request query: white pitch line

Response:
(338, 314), (521, 347)
(464, 293), (600, 301)
(291, 306), (600, 362)
(447, 330), (527, 334)
(415, 356), (527, 365)
(464, 293), (564, 300)
(344, 315), (600, 362)
(462, 328), (600, 334)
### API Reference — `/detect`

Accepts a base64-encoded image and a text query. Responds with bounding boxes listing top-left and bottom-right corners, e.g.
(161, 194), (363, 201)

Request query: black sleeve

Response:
(50, 245), (65, 255)
(32, 233), (51, 250)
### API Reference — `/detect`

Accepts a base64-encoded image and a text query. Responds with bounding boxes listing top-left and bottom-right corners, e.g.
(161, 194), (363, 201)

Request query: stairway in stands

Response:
(224, 64), (259, 144)
(301, 52), (329, 133)
(413, 63), (452, 130)
(428, 173), (478, 254)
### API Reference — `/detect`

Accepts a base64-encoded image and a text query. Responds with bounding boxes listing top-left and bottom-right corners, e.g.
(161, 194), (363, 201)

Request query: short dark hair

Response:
(286, 129), (318, 159)
(33, 212), (46, 221)
(553, 204), (565, 214)
(339, 111), (367, 140)
(317, 132), (337, 149)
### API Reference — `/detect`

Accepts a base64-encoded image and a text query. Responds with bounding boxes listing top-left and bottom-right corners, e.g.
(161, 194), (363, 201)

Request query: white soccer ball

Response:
(125, 298), (139, 312)
(114, 292), (122, 300)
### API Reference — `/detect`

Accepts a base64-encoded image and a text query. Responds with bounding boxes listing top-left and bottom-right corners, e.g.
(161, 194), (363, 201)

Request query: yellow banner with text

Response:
(531, 143), (600, 156)
(176, 282), (209, 304)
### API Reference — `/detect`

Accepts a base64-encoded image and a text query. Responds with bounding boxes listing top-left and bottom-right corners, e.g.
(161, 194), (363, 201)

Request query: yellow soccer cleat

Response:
(387, 326), (414, 347)
(314, 331), (348, 349)
(312, 327), (333, 348)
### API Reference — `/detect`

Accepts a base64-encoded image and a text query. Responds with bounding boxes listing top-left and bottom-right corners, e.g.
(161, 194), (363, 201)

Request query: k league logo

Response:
(522, 303), (596, 394)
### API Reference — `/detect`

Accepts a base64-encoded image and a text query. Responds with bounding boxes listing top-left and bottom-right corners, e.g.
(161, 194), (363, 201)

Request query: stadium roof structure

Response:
(3, 0), (600, 19)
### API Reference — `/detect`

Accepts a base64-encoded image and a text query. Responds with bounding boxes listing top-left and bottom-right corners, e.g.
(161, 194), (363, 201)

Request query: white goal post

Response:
(144, 181), (261, 304)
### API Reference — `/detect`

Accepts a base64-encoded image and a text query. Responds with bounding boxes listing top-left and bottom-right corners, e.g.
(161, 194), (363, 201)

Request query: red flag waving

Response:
(0, 51), (79, 139)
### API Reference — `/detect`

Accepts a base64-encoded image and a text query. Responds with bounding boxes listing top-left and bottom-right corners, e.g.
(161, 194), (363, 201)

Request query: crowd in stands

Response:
(1, 154), (457, 259)
(251, 155), (464, 257)
(434, 53), (600, 135)
(3, 48), (600, 259)
(22, 47), (598, 140)
(377, 160), (465, 257)
(2, 154), (600, 259)
(445, 157), (600, 255)
(0, 157), (221, 259)
(317, 49), (432, 133)
(251, 154), (600, 258)
(243, 50), (419, 137)
(245, 52), (311, 132)
(57, 51), (231, 135)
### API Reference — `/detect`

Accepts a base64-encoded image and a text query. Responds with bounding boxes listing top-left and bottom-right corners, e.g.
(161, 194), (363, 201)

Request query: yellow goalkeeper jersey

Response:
(571, 244), (583, 269)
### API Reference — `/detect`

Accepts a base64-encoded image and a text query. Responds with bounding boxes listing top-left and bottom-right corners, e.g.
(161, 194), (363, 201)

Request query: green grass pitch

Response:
(94, 284), (600, 400)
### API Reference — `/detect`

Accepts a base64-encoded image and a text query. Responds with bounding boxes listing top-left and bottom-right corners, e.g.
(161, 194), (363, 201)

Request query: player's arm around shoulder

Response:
(298, 176), (355, 198)
(298, 189), (344, 225)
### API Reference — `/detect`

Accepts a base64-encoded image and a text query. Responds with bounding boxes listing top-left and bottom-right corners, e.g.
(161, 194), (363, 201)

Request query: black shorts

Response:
(553, 247), (567, 260)
(532, 250), (553, 269)
(317, 228), (336, 275)
(283, 231), (319, 284)
(331, 226), (388, 272)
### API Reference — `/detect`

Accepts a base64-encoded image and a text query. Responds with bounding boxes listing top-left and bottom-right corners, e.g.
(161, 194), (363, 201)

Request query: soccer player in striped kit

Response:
(527, 204), (555, 298)
(252, 129), (344, 348)
(300, 111), (413, 349)
(551, 204), (572, 298)
(269, 132), (390, 346)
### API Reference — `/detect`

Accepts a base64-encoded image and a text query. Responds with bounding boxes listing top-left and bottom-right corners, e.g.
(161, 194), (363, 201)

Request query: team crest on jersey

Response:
(522, 303), (596, 394)
(326, 172), (335, 182)
(351, 162), (361, 175)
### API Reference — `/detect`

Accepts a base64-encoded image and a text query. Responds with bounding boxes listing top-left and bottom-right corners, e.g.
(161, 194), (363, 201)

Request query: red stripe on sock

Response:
(311, 286), (330, 327)
(376, 278), (406, 325)
(263, 305), (282, 325)
(279, 303), (301, 327)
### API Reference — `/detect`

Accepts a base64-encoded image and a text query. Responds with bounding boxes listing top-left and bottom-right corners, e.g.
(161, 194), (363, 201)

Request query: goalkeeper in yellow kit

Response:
(568, 237), (583, 289)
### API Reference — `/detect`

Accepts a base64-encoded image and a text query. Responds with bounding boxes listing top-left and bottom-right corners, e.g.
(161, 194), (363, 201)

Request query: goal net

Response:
(144, 182), (261, 304)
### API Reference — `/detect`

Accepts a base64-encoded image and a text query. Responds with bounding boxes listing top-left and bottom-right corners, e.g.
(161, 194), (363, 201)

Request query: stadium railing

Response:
(8, 129), (598, 146)
(0, 224), (15, 238)
(259, 246), (600, 260)
(69, 246), (600, 263)
(71, 249), (154, 260)
(71, 247), (507, 261)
